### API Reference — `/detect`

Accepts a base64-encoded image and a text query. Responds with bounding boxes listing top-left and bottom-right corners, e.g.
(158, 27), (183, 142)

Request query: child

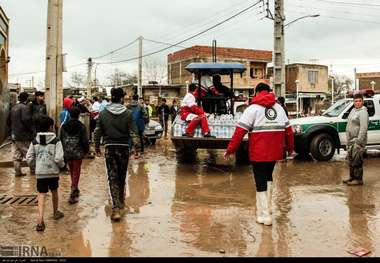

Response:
(26, 115), (65, 232)
(180, 83), (214, 138)
(60, 107), (89, 204)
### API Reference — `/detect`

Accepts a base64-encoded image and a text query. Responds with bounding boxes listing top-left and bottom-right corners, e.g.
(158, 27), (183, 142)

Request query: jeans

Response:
(105, 146), (130, 209)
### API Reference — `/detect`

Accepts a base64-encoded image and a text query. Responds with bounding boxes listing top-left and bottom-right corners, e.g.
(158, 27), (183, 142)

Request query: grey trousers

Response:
(347, 143), (364, 181)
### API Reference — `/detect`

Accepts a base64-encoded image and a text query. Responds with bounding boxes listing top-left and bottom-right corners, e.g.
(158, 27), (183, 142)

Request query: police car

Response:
(290, 90), (380, 161)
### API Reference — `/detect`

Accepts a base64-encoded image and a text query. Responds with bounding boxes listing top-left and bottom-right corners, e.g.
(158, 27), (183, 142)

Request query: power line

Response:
(149, 0), (263, 48)
(92, 38), (139, 60)
(314, 0), (380, 7)
(9, 62), (87, 77)
(293, 0), (380, 19)
(143, 38), (188, 49)
(287, 9), (380, 25)
(97, 0), (263, 65)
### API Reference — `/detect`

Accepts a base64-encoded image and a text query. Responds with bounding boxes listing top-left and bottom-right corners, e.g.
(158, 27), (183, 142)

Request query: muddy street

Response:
(0, 141), (379, 257)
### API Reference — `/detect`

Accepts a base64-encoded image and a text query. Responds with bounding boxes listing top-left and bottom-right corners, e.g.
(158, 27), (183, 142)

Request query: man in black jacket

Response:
(10, 92), (34, 176)
(94, 88), (133, 222)
(31, 91), (47, 133)
(157, 98), (170, 139)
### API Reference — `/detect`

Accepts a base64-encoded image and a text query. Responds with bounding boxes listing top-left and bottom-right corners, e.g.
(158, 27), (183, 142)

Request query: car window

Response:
(323, 100), (352, 117)
(342, 100), (375, 119)
(365, 100), (375, 117)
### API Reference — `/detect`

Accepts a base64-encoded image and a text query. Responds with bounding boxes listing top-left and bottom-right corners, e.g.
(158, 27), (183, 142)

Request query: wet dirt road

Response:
(0, 141), (379, 257)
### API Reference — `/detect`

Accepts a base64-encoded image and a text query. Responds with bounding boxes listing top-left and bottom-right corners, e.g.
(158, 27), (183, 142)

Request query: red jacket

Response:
(227, 91), (294, 162)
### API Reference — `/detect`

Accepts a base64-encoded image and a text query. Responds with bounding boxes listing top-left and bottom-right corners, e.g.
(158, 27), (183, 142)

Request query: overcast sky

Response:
(1, 0), (380, 88)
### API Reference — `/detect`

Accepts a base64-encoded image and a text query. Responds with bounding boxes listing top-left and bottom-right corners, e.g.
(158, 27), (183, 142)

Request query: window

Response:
(308, 71), (318, 84)
(365, 100), (375, 117)
(342, 100), (376, 119)
(250, 67), (263, 79)
(0, 34), (4, 46)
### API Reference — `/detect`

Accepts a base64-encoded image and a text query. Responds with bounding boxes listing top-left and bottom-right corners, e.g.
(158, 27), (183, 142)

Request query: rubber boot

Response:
(256, 192), (272, 226)
(267, 182), (273, 215)
(14, 161), (26, 177)
(256, 192), (264, 224)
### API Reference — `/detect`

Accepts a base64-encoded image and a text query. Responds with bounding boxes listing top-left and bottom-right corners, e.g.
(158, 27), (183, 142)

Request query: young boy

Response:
(26, 115), (65, 232)
(60, 107), (89, 204)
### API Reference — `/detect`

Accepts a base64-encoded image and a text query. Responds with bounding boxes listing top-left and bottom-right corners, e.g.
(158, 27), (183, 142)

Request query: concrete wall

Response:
(0, 7), (9, 144)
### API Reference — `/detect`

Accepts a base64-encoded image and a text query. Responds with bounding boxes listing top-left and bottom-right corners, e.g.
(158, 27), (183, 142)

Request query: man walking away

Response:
(169, 99), (179, 124)
(224, 83), (294, 226)
(31, 91), (47, 133)
(94, 88), (133, 222)
(277, 97), (289, 117)
(157, 99), (170, 139)
(60, 107), (89, 204)
(127, 95), (148, 159)
(10, 92), (34, 176)
(344, 94), (369, 186)
(26, 115), (65, 232)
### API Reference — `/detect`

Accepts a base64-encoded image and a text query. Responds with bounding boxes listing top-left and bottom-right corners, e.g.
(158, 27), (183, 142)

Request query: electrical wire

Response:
(9, 62), (87, 77)
(92, 38), (139, 60)
(314, 0), (380, 7)
(97, 0), (263, 65)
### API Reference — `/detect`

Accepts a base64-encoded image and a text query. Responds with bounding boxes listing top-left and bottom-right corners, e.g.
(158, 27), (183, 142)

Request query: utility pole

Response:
(274, 0), (286, 97)
(86, 57), (93, 98)
(45, 0), (63, 125)
(354, 67), (357, 92)
(330, 64), (334, 105)
(212, 39), (217, 63)
(138, 36), (143, 98)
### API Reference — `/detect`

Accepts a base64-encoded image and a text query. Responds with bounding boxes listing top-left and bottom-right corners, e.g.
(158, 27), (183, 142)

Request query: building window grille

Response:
(308, 71), (318, 84)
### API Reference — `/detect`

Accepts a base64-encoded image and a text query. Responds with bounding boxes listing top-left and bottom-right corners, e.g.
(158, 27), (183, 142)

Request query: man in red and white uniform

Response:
(224, 83), (294, 226)
(180, 83), (213, 138)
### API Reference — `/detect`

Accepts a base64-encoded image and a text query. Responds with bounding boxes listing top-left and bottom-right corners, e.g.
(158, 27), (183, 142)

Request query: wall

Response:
(286, 64), (329, 93)
(0, 7), (9, 144)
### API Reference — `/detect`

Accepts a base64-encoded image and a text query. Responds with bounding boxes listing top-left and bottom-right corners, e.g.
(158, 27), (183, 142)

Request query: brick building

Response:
(268, 63), (329, 116)
(356, 72), (380, 92)
(168, 45), (272, 96)
(0, 6), (9, 144)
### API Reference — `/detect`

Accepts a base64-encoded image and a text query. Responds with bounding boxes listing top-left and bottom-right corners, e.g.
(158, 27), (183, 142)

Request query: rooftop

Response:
(168, 45), (272, 63)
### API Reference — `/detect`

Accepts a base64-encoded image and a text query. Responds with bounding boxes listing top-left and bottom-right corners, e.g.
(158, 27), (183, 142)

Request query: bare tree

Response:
(107, 68), (137, 87)
(329, 73), (353, 98)
(143, 59), (167, 84)
(69, 72), (85, 89)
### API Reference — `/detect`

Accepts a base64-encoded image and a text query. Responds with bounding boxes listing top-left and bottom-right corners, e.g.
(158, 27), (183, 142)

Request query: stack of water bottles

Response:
(173, 113), (244, 139)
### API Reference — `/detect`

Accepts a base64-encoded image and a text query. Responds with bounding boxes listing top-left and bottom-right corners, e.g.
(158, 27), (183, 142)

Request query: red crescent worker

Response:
(224, 83), (294, 227)
(180, 83), (214, 138)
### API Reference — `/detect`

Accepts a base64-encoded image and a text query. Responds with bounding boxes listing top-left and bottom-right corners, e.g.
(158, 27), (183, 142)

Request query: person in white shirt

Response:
(179, 83), (214, 138)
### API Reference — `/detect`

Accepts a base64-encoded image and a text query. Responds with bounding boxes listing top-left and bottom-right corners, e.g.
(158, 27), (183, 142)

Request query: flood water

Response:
(0, 141), (379, 257)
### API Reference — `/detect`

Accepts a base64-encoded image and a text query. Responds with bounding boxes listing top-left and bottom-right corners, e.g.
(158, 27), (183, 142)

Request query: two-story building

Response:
(0, 6), (9, 144)
(269, 63), (329, 116)
(168, 45), (272, 97)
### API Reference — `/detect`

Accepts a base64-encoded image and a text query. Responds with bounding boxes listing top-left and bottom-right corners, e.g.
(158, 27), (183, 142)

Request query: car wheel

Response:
(310, 133), (336, 161)
(150, 139), (156, 145)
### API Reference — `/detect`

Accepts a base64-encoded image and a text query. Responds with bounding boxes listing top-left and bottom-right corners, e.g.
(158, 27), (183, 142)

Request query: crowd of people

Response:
(6, 82), (369, 231)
